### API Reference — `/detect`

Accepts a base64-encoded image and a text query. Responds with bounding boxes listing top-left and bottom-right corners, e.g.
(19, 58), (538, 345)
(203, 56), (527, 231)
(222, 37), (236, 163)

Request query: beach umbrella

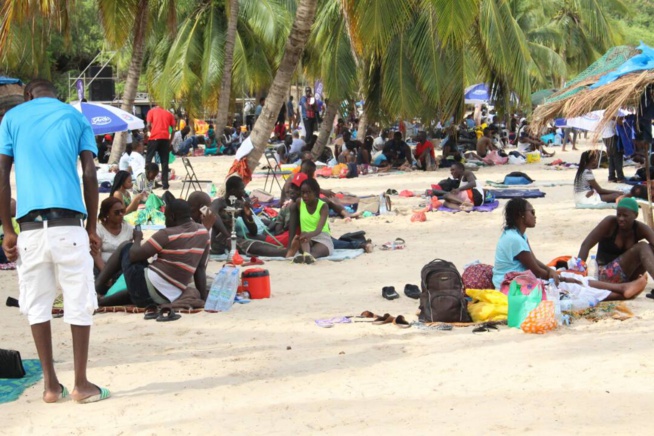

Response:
(464, 83), (490, 105)
(71, 101), (145, 135)
(531, 89), (557, 106)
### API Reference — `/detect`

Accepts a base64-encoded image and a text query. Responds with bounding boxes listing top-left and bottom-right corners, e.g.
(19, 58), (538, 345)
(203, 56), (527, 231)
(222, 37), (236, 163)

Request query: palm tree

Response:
(246, 0), (318, 172)
(100, 0), (178, 164)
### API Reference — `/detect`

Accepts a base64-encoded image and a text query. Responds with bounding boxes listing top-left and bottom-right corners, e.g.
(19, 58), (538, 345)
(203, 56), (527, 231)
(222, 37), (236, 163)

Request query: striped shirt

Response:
(145, 221), (210, 291)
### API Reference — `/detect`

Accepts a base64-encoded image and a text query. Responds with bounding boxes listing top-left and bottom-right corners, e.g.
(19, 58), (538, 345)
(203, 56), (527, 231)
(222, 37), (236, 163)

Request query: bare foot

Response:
(43, 383), (65, 403)
(362, 242), (374, 253)
(624, 274), (648, 299)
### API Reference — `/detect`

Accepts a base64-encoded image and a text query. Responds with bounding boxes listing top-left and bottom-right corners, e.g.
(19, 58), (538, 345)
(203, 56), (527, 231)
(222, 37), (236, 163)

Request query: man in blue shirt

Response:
(0, 79), (109, 404)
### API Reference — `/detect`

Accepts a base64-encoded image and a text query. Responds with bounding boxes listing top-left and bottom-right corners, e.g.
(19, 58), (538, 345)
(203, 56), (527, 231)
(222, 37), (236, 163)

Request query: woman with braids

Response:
(110, 170), (147, 214)
(574, 150), (622, 207)
(492, 199), (647, 300)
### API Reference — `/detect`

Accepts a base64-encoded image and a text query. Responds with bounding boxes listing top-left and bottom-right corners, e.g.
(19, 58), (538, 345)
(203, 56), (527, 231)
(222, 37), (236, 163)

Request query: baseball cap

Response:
(291, 172), (308, 187)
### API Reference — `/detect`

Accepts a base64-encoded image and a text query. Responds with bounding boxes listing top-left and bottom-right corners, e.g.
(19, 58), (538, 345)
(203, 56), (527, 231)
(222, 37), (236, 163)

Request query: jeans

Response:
(120, 243), (154, 307)
(331, 237), (361, 250)
(303, 117), (316, 140)
(604, 136), (624, 181)
(146, 139), (171, 189)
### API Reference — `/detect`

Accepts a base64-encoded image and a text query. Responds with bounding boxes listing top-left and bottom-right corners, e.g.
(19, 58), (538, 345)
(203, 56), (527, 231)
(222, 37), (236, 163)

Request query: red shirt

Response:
(146, 107), (176, 140)
(415, 140), (435, 159)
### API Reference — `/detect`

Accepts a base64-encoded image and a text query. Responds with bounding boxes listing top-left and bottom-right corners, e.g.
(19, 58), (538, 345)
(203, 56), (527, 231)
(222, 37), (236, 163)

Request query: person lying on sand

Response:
(578, 197), (654, 284)
(574, 150), (623, 206)
(493, 198), (646, 301)
(442, 162), (484, 211)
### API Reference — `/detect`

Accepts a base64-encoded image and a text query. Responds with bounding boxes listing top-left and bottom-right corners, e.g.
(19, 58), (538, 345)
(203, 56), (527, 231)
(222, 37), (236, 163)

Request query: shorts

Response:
(311, 232), (334, 255)
(598, 258), (629, 284)
(17, 224), (97, 326)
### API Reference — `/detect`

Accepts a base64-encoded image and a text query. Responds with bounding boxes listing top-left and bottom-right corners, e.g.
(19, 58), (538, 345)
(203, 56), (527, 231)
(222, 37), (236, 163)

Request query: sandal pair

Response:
(380, 238), (405, 251)
(359, 311), (411, 328)
(144, 306), (181, 322)
(292, 253), (317, 264)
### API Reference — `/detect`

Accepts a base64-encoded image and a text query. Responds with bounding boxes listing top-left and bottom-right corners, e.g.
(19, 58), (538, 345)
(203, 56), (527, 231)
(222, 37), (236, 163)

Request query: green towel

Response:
(0, 359), (42, 404)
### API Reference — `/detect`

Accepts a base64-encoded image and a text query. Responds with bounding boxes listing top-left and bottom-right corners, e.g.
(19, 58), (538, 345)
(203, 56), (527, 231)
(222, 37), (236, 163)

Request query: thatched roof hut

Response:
(0, 77), (24, 120)
(532, 45), (645, 134)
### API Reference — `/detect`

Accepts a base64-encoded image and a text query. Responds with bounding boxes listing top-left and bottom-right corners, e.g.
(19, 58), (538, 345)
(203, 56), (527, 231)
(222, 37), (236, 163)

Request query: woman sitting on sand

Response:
(578, 197), (654, 285)
(290, 178), (334, 264)
(110, 170), (147, 214)
(92, 197), (134, 272)
(493, 198), (646, 301)
(574, 150), (623, 206)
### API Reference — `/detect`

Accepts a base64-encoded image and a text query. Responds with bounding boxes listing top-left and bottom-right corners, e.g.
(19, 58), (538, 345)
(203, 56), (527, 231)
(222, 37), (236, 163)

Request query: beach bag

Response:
(0, 348), (26, 378)
(521, 301), (557, 334)
(357, 195), (380, 214)
(466, 289), (508, 322)
(418, 259), (472, 323)
(437, 178), (460, 192)
(507, 280), (542, 328)
(462, 264), (494, 290)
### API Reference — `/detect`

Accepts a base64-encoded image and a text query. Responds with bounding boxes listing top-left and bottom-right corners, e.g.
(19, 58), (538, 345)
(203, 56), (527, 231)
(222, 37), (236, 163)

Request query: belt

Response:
(19, 218), (84, 232)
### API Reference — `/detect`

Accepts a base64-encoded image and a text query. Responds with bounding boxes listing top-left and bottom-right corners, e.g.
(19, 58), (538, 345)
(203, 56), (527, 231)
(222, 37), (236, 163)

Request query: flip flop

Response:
(75, 384), (111, 404)
(244, 256), (265, 266)
(45, 384), (69, 403)
(292, 254), (305, 264)
(359, 311), (378, 319)
(393, 315), (411, 329)
(472, 322), (500, 333)
(304, 253), (316, 264)
(143, 304), (159, 320)
(372, 313), (393, 325)
(385, 189), (399, 195)
(156, 308), (181, 322)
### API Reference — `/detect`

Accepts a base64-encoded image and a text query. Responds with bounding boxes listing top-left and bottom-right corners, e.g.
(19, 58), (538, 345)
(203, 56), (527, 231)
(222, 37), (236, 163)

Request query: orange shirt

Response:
(146, 107), (176, 140)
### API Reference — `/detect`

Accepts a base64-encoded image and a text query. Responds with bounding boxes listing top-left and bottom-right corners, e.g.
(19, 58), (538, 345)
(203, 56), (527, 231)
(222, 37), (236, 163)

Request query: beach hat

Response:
(291, 172), (308, 187)
(617, 197), (639, 214)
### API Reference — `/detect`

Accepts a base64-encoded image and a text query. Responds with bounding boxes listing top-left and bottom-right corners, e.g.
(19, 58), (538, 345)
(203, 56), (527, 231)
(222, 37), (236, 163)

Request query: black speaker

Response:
(87, 65), (115, 101)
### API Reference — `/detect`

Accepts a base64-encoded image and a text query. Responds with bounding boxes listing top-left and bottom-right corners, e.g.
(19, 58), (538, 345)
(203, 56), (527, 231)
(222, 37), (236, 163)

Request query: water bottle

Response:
(560, 297), (598, 312)
(205, 266), (240, 311)
(379, 193), (388, 214)
(547, 278), (563, 325)
(587, 255), (598, 280)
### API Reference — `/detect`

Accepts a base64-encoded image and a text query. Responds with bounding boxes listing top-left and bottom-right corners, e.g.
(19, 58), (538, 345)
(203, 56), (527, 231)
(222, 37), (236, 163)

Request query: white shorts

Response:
(17, 224), (97, 325)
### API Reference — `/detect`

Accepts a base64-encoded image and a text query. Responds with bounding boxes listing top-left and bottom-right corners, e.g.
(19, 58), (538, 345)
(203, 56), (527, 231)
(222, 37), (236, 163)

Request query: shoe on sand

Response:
(75, 385), (111, 404)
(382, 286), (400, 300)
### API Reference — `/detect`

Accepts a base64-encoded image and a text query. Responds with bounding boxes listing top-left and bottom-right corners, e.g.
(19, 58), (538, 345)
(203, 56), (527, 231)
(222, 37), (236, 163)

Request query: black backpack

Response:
(418, 259), (472, 323)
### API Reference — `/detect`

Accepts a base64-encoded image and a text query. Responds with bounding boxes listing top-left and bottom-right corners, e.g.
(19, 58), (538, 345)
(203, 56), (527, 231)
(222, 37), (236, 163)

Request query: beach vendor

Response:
(442, 162), (484, 211)
(574, 150), (623, 206)
(578, 197), (654, 284)
(492, 199), (646, 301)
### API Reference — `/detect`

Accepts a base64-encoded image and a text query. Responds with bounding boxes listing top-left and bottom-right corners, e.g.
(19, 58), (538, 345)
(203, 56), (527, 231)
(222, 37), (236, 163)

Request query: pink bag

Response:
(482, 151), (508, 166)
(499, 270), (543, 296)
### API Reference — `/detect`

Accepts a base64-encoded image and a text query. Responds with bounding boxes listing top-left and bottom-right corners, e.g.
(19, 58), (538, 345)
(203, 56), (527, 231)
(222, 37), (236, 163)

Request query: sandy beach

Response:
(2, 140), (654, 435)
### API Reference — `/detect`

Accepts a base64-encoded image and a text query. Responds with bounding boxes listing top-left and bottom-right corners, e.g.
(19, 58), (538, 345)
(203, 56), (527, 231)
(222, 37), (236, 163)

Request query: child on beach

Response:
(291, 178), (334, 264)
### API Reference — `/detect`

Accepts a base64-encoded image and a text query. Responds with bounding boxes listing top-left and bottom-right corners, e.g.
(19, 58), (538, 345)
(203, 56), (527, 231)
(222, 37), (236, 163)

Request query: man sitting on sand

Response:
(96, 199), (210, 306)
(517, 122), (555, 157)
(414, 131), (436, 171)
(442, 162), (484, 211)
(382, 131), (412, 169)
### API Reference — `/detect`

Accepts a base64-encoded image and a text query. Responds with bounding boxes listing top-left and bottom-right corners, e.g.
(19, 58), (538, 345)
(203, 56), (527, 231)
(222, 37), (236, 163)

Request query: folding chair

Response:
(263, 148), (285, 193)
(179, 157), (212, 199)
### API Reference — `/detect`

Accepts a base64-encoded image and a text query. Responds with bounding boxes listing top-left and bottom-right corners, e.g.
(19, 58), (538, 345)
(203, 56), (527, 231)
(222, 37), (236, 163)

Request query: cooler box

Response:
(241, 268), (271, 299)
(526, 152), (541, 164)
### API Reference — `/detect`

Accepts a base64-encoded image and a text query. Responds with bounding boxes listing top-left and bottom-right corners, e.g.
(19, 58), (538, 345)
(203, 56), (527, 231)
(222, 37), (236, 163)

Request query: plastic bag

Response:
(466, 289), (508, 322)
(410, 211), (426, 222)
(521, 301), (557, 334)
(508, 280), (542, 328)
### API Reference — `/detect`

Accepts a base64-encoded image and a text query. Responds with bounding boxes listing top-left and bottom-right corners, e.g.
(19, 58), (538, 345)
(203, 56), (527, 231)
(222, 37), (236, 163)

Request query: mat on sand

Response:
(210, 248), (364, 262)
(575, 202), (617, 210)
(486, 180), (572, 188)
(437, 201), (500, 213)
(489, 189), (546, 199)
(0, 359), (42, 404)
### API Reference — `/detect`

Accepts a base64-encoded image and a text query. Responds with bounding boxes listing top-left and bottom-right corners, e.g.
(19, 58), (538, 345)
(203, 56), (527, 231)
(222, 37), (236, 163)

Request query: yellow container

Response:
(526, 151), (541, 163)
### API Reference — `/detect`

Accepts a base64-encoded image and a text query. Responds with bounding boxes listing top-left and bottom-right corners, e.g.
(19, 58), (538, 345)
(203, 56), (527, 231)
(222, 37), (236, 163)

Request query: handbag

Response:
(0, 349), (26, 378)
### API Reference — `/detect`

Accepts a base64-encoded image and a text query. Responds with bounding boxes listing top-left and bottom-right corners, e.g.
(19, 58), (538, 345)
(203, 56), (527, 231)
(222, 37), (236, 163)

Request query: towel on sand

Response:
(437, 201), (500, 213)
(489, 189), (546, 199)
(0, 360), (42, 404)
(210, 248), (364, 262)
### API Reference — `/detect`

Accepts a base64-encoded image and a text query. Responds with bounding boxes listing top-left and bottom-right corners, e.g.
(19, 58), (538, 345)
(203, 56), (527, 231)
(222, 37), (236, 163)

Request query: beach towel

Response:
(436, 201), (500, 213)
(486, 180), (573, 188)
(210, 248), (364, 262)
(575, 202), (617, 210)
(0, 359), (42, 404)
(489, 189), (546, 199)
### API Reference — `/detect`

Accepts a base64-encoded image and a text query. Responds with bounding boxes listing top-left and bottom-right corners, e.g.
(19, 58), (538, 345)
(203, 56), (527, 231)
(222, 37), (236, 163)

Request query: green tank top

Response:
(300, 199), (330, 234)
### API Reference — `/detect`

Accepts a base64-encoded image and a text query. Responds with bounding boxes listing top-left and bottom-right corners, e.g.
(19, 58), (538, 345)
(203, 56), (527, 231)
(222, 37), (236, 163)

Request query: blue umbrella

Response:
(464, 83), (490, 105)
(71, 101), (145, 135)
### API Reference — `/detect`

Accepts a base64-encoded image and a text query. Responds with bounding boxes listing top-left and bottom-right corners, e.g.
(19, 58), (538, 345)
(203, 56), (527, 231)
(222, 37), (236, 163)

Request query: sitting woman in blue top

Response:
(493, 199), (646, 301)
(291, 178), (334, 264)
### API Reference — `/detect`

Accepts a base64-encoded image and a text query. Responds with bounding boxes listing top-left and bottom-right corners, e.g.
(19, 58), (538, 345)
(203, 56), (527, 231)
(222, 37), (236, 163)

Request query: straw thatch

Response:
(0, 83), (24, 118)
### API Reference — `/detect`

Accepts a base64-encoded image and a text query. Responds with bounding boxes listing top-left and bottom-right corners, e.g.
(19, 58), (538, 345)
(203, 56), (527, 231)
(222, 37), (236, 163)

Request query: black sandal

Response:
(472, 322), (500, 333)
(143, 304), (159, 320)
(156, 308), (181, 322)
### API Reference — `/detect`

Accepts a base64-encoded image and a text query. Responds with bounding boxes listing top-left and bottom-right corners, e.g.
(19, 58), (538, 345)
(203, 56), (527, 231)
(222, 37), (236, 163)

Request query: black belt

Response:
(19, 218), (84, 232)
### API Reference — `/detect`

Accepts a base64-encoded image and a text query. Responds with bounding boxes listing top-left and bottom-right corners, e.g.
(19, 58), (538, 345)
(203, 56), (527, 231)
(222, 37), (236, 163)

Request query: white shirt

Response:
(97, 222), (134, 262)
(601, 120), (617, 139)
(147, 268), (182, 302)
(118, 153), (131, 171)
(290, 138), (305, 154)
(171, 131), (183, 152)
(128, 152), (146, 177)
(373, 136), (385, 151)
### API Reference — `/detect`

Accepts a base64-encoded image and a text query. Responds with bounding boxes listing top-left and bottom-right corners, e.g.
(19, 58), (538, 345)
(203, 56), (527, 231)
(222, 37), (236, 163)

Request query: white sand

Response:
(2, 140), (654, 434)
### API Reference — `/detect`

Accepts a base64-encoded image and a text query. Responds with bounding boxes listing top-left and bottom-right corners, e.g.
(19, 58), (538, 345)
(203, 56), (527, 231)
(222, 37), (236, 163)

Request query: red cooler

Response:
(241, 268), (271, 299)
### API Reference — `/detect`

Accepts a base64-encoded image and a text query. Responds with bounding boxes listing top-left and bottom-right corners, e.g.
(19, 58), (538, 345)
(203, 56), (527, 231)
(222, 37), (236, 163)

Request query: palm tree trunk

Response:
(312, 100), (338, 159)
(357, 110), (367, 140)
(214, 0), (239, 132)
(246, 0), (319, 172)
(108, 0), (149, 165)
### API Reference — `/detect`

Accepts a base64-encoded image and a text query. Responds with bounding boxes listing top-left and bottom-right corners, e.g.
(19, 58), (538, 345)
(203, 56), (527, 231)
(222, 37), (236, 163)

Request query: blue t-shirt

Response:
(492, 228), (530, 289)
(0, 97), (97, 219)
